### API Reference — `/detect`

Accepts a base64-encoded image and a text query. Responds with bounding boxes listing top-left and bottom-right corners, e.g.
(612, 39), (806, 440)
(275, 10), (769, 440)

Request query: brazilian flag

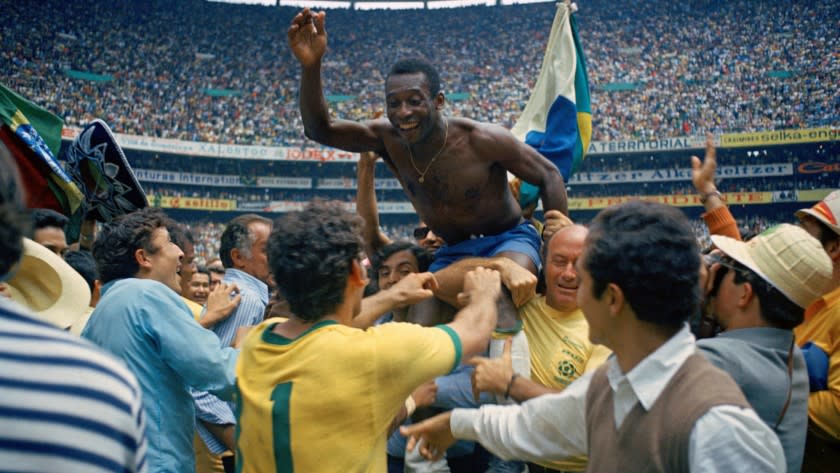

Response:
(0, 83), (83, 215)
(511, 2), (592, 207)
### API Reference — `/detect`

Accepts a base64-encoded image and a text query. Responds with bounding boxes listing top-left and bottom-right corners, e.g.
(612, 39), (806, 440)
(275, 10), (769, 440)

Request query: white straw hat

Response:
(710, 224), (833, 308)
(6, 238), (91, 328)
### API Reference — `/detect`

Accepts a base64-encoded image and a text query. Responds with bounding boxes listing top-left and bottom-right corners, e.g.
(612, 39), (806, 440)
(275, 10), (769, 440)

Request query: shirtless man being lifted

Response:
(288, 9), (568, 330)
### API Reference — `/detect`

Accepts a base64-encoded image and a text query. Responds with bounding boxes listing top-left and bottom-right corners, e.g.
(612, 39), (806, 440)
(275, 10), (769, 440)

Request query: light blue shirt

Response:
(82, 278), (238, 473)
(194, 268), (268, 453)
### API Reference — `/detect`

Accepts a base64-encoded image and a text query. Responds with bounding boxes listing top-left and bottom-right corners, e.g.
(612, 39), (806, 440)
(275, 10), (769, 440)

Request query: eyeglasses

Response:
(708, 254), (754, 297)
(413, 226), (431, 240)
(717, 255), (751, 278)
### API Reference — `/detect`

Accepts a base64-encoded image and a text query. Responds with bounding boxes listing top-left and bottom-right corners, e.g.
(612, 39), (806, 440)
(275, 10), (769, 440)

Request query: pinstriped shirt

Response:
(194, 268), (268, 453)
(0, 298), (148, 473)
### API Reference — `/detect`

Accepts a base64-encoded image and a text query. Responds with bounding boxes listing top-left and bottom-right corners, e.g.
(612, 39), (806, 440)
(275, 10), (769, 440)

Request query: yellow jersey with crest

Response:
(520, 296), (611, 471)
(235, 318), (461, 473)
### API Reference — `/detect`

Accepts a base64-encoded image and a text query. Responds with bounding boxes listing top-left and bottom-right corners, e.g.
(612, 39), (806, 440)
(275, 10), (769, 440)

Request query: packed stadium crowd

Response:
(2, 0), (839, 472)
(3, 0), (838, 147)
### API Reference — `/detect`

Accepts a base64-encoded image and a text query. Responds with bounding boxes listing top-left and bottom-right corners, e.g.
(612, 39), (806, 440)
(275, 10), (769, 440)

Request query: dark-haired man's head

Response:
(385, 58), (445, 146)
(413, 221), (444, 253)
(170, 224), (197, 296)
(578, 201), (701, 345)
(0, 141), (28, 279)
(92, 208), (184, 292)
(220, 214), (272, 283)
(31, 208), (69, 257)
(387, 58), (441, 97)
(208, 263), (225, 290)
(188, 266), (211, 305)
(64, 249), (101, 307)
(267, 200), (366, 323)
(374, 241), (432, 292)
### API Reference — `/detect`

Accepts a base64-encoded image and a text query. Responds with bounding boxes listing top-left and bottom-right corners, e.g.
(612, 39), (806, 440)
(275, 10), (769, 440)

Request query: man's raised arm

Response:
(356, 151), (392, 258)
(288, 8), (381, 152)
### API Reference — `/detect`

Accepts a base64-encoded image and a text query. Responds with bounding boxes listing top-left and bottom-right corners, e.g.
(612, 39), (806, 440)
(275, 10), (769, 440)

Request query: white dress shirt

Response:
(450, 325), (786, 472)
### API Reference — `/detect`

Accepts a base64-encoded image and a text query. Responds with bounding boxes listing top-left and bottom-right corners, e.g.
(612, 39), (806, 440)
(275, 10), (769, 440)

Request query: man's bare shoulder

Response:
(451, 117), (521, 157)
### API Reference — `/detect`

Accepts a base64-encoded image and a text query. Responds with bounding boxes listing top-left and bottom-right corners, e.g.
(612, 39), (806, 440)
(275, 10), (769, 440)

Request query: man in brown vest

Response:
(402, 201), (785, 472)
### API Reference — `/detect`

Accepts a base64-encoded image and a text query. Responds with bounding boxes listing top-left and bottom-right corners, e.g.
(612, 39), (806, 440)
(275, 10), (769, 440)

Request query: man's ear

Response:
(606, 282), (624, 316)
(435, 92), (445, 110)
(737, 281), (755, 309)
(349, 260), (369, 288)
(135, 248), (152, 271)
(229, 248), (243, 269)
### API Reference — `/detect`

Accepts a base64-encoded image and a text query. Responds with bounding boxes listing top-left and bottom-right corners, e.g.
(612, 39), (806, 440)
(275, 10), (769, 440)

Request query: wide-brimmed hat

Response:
(710, 224), (833, 308)
(6, 238), (90, 328)
(64, 119), (147, 223)
(795, 190), (840, 237)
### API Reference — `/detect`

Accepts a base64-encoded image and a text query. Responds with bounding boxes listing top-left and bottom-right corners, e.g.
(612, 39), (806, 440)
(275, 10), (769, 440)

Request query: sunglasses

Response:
(413, 226), (431, 240)
(708, 254), (752, 297)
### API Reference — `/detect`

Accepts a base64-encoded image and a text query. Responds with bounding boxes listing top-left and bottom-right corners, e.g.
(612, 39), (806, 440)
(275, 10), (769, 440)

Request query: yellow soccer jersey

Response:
(235, 318), (461, 473)
(520, 296), (611, 471)
(182, 297), (203, 321)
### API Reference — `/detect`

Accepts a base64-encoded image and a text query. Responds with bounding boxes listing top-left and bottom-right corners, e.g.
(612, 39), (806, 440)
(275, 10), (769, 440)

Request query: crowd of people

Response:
(1, 1), (838, 472)
(3, 133), (840, 472)
(3, 0), (838, 147)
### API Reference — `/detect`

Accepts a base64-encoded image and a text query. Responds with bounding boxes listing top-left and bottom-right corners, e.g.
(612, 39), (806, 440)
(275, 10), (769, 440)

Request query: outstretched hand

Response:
(691, 133), (717, 194)
(400, 412), (456, 462)
(467, 337), (514, 402)
(287, 8), (327, 67)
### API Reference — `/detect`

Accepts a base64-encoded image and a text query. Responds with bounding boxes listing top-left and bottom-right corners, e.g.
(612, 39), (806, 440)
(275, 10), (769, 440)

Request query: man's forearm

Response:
(449, 297), (498, 359)
(433, 257), (511, 308)
(356, 156), (388, 255)
(299, 65), (331, 141)
(353, 290), (401, 329)
(539, 172), (568, 215)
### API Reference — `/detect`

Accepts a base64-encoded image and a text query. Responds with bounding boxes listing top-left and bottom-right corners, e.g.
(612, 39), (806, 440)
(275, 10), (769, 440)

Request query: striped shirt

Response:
(194, 268), (268, 453)
(0, 298), (147, 473)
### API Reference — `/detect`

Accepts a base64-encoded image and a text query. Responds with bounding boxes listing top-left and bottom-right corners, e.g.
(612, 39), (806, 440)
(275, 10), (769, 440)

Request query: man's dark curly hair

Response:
(387, 57), (442, 96)
(584, 200), (701, 329)
(93, 208), (176, 284)
(267, 200), (364, 322)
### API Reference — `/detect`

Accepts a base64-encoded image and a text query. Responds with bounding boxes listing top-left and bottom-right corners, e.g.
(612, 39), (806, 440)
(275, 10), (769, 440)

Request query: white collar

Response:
(606, 324), (696, 411)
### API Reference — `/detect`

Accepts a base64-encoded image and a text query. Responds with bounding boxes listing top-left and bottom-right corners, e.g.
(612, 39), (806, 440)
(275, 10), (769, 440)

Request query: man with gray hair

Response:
(193, 213), (272, 470)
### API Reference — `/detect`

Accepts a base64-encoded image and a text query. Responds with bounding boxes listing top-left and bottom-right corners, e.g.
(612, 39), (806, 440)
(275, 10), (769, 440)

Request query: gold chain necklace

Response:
(407, 118), (448, 183)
